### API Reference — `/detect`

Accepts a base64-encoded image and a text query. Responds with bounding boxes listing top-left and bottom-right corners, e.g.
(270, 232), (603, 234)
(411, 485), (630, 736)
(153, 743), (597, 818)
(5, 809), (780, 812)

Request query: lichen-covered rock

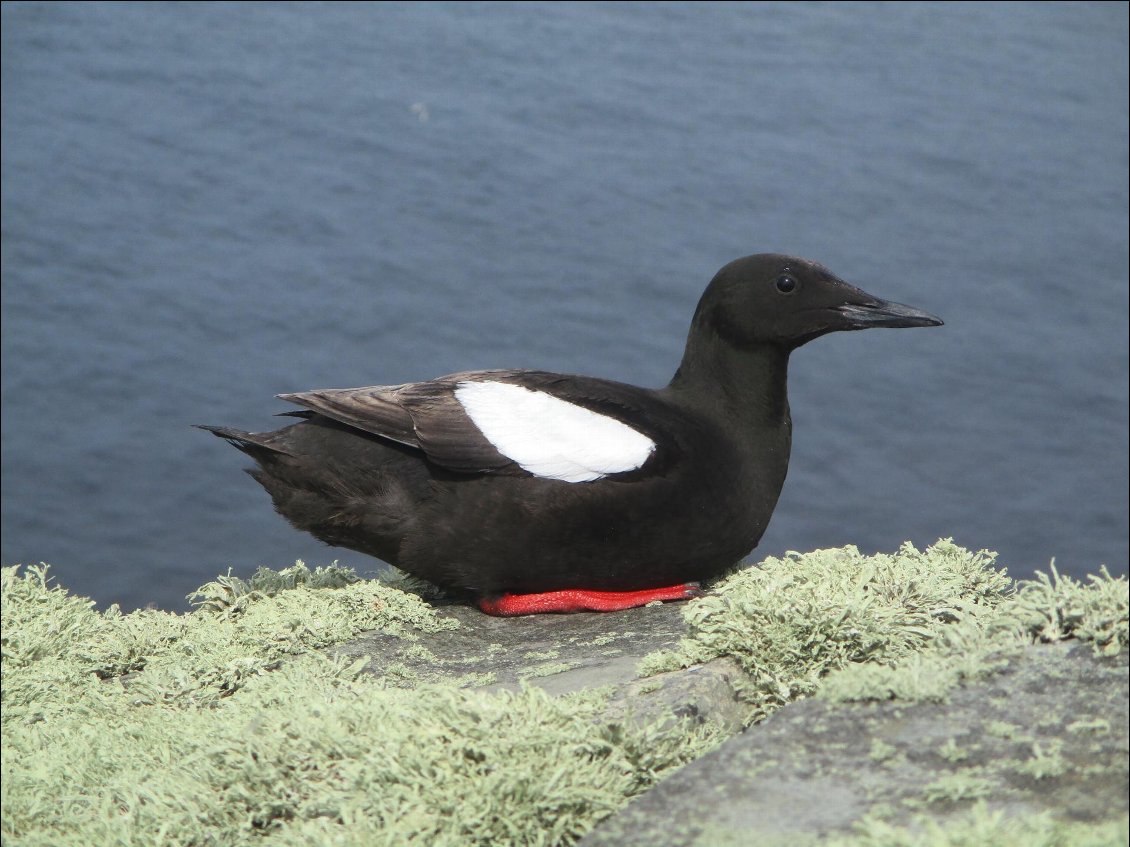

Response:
(2, 542), (1126, 846)
(581, 641), (1128, 846)
(332, 600), (750, 731)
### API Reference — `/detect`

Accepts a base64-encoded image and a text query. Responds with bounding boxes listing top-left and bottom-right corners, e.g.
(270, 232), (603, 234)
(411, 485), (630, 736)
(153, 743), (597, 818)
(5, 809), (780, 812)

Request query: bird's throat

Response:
(668, 337), (792, 430)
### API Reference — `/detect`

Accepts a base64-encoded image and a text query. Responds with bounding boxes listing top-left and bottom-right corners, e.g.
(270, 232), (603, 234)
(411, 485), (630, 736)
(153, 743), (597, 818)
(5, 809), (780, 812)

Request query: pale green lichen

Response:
(518, 661), (580, 680)
(1008, 563), (1129, 655)
(817, 553), (1127, 709)
(817, 621), (1022, 705)
(693, 806), (1129, 847)
(868, 739), (899, 763)
(640, 543), (1127, 721)
(918, 771), (995, 804)
(827, 804), (1129, 847)
(822, 571), (1130, 709)
(452, 671), (498, 688)
(936, 738), (970, 763)
(1067, 717), (1111, 735)
(985, 720), (1024, 740)
(4, 542), (1126, 846)
(1, 561), (457, 717)
(1009, 740), (1069, 780)
(524, 649), (561, 660)
(186, 560), (361, 610)
(0, 563), (722, 847)
(587, 633), (620, 646)
(639, 540), (1016, 721)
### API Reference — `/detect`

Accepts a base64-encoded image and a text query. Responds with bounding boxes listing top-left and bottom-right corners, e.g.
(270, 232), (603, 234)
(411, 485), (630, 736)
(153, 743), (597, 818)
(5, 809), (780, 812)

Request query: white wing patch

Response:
(454, 380), (656, 483)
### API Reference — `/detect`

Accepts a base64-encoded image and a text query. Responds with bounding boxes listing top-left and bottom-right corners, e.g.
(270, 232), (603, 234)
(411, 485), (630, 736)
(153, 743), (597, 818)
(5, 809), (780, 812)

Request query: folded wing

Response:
(278, 370), (659, 482)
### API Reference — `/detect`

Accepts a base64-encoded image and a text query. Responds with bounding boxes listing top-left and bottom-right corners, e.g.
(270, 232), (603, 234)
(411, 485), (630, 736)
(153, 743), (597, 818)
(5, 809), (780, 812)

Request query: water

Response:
(2, 1), (1127, 611)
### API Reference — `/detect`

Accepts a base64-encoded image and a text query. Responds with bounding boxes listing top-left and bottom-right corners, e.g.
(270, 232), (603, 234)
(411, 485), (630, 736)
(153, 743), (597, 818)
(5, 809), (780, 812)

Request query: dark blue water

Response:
(3, 2), (1127, 611)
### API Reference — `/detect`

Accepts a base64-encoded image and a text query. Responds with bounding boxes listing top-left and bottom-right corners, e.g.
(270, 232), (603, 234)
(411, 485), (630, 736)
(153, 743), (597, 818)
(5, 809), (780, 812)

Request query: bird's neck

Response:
(665, 333), (792, 430)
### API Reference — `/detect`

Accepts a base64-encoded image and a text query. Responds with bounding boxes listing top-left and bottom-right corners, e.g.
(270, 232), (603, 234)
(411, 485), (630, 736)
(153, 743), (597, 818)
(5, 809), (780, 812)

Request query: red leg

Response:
(477, 583), (703, 616)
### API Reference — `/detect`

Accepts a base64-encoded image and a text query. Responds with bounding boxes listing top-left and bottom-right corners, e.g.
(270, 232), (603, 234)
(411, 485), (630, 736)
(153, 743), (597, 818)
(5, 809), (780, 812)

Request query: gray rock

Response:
(333, 597), (1127, 842)
(332, 600), (748, 731)
(581, 641), (1129, 846)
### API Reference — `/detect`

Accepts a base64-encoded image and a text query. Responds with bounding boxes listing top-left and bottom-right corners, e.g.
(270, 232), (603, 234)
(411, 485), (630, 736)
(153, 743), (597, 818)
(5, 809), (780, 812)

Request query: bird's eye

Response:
(775, 274), (798, 294)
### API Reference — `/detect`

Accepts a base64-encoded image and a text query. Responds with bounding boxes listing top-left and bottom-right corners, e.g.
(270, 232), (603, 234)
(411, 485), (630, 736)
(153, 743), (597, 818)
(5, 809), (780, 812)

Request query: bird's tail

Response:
(194, 424), (293, 459)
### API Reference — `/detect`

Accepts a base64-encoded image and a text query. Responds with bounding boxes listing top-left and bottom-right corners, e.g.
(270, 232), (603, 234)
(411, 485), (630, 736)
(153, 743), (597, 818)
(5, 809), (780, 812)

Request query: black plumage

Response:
(201, 254), (941, 608)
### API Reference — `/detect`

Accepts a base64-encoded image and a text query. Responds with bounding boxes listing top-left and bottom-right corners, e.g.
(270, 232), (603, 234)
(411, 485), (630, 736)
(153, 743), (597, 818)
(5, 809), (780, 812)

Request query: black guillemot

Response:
(201, 254), (942, 615)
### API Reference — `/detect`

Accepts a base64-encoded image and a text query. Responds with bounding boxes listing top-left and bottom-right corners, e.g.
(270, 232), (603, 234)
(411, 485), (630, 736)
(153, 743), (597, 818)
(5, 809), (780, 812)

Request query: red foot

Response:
(477, 583), (703, 617)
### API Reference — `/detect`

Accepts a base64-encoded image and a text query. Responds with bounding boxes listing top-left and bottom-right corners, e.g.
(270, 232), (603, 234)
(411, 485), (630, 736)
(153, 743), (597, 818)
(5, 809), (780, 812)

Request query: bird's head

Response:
(692, 254), (943, 350)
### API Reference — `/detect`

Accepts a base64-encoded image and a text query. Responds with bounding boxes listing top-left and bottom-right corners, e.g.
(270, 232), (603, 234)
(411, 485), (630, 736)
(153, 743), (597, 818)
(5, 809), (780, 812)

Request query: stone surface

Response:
(332, 599), (748, 731)
(333, 598), (1127, 843)
(580, 641), (1129, 846)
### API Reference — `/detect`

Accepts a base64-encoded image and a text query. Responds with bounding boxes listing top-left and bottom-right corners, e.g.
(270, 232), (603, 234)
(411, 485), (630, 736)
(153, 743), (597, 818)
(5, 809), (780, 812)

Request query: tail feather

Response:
(197, 420), (413, 563)
(194, 424), (294, 457)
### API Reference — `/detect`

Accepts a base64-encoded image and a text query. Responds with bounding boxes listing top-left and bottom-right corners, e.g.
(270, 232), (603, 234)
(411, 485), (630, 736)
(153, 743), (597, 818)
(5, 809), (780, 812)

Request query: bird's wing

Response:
(277, 382), (423, 450)
(278, 370), (665, 481)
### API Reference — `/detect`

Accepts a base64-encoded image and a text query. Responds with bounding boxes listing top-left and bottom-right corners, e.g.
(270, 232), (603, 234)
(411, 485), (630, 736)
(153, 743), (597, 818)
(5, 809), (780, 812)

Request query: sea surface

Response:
(3, 1), (1127, 611)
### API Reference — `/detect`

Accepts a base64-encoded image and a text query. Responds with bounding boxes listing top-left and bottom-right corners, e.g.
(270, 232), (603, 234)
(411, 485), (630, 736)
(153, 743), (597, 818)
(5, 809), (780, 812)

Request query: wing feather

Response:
(277, 369), (667, 480)
(277, 385), (420, 448)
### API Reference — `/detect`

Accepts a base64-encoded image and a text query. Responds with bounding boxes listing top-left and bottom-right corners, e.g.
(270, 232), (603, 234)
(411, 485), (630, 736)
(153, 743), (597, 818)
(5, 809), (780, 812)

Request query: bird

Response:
(200, 254), (942, 616)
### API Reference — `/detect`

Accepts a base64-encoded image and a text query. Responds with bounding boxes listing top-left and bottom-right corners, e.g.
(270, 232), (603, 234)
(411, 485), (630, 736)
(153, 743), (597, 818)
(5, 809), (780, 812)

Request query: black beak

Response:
(833, 298), (944, 330)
